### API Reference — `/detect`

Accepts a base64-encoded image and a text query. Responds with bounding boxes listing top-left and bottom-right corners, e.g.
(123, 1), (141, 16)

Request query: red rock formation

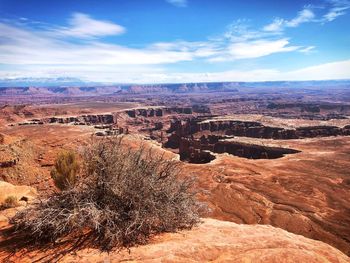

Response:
(42, 114), (115, 125)
(0, 218), (348, 262)
(169, 118), (350, 140)
(0, 144), (19, 168)
(178, 136), (300, 163)
(125, 107), (192, 118)
(0, 159), (17, 168)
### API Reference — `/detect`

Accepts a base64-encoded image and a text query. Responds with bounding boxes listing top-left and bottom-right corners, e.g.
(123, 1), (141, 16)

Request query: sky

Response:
(0, 0), (350, 83)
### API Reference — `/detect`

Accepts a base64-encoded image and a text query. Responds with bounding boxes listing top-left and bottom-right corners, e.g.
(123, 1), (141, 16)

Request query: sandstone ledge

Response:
(3, 218), (346, 263)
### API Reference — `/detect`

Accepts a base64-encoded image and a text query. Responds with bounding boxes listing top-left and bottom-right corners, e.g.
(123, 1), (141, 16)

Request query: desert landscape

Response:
(0, 81), (349, 262)
(1, 0), (350, 261)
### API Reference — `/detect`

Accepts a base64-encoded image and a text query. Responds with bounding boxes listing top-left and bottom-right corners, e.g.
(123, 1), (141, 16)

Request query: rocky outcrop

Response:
(165, 118), (350, 163)
(267, 102), (350, 114)
(14, 114), (116, 126)
(0, 159), (17, 168)
(179, 137), (217, 163)
(213, 140), (300, 159)
(0, 145), (18, 168)
(1, 218), (348, 262)
(169, 119), (350, 140)
(179, 136), (300, 163)
(125, 107), (193, 118)
(166, 117), (350, 162)
(0, 181), (37, 205)
(269, 113), (349, 121)
(191, 104), (211, 113)
(45, 114), (115, 125)
(294, 125), (348, 138)
(126, 108), (164, 117)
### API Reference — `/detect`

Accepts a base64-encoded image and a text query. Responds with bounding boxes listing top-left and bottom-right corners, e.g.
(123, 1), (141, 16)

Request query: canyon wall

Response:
(125, 107), (193, 118)
(45, 114), (116, 125)
(165, 117), (350, 162)
(169, 119), (350, 140)
(178, 136), (300, 163)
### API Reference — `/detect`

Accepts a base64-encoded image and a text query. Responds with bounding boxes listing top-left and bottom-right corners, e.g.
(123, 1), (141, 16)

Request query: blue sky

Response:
(0, 0), (349, 83)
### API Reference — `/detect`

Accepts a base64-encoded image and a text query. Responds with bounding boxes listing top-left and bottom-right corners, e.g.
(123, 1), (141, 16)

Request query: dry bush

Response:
(1, 196), (18, 210)
(10, 137), (203, 251)
(50, 151), (80, 190)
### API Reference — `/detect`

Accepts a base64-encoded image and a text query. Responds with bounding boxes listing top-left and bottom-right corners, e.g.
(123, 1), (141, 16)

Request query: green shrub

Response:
(50, 151), (80, 191)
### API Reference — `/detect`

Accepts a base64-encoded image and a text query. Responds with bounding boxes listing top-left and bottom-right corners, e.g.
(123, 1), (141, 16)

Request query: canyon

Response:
(0, 80), (349, 261)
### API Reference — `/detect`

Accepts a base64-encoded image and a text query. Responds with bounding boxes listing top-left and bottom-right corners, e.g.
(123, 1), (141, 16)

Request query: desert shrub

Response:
(11, 137), (203, 251)
(50, 150), (80, 190)
(1, 195), (18, 209)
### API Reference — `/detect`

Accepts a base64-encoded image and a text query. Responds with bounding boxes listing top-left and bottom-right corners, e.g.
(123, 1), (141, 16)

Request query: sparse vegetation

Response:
(1, 196), (18, 210)
(10, 137), (202, 251)
(50, 151), (80, 191)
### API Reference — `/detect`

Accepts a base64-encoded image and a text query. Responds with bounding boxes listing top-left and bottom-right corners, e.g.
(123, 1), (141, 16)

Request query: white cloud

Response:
(1, 18), (307, 68)
(150, 41), (221, 58)
(323, 0), (350, 21)
(263, 18), (285, 32)
(324, 7), (347, 21)
(224, 20), (271, 42)
(227, 39), (299, 59)
(166, 0), (187, 7)
(264, 0), (350, 32)
(0, 23), (193, 65)
(115, 59), (350, 83)
(59, 13), (125, 38)
(2, 58), (349, 83)
(0, 11), (333, 83)
(109, 59), (350, 83)
(263, 8), (315, 32)
(0, 64), (165, 83)
(298, 46), (316, 54)
(286, 9), (315, 27)
(204, 20), (306, 61)
(281, 59), (350, 80)
(150, 36), (304, 61)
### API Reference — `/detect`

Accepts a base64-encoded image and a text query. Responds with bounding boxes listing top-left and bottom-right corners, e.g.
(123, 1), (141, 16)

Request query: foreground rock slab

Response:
(1, 218), (348, 262)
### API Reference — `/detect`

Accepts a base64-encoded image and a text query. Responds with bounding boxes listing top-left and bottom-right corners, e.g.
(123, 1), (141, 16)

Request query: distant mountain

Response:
(118, 82), (240, 94)
(0, 77), (97, 87)
(238, 80), (350, 88)
(0, 78), (349, 96)
(0, 86), (124, 96)
(0, 81), (240, 96)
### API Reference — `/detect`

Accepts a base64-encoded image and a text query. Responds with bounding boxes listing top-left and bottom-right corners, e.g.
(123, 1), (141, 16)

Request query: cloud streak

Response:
(166, 0), (187, 7)
(264, 8), (315, 32)
(0, 12), (309, 68)
(115, 59), (350, 83)
(286, 9), (315, 27)
(0, 22), (193, 65)
(0, 6), (344, 83)
(323, 0), (350, 21)
(58, 13), (126, 38)
(228, 38), (299, 59)
(264, 0), (350, 33)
